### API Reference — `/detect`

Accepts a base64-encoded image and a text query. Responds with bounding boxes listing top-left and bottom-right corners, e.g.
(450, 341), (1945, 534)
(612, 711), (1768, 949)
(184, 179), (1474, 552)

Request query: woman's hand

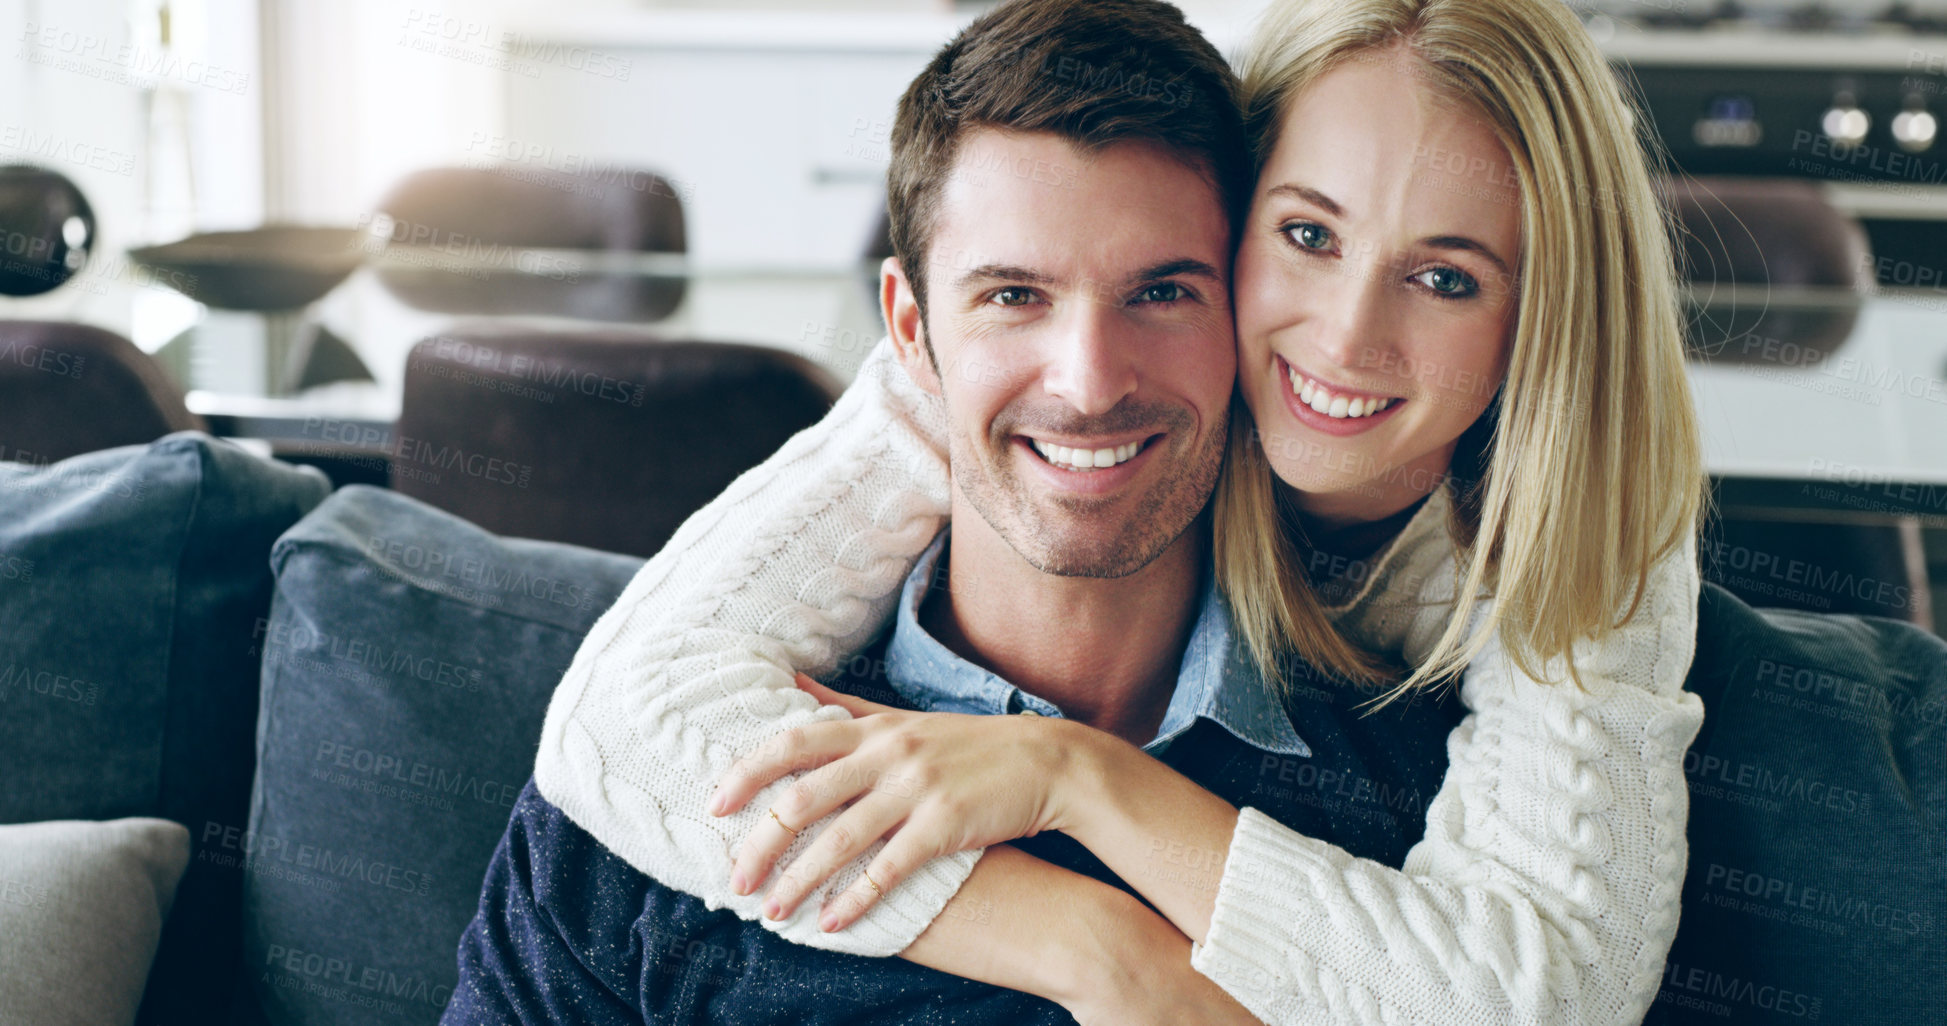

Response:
(706, 673), (1101, 930)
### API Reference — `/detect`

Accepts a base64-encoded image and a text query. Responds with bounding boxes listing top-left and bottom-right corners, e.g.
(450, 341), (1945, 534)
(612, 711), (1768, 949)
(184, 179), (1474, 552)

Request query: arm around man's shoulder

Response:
(530, 336), (968, 957)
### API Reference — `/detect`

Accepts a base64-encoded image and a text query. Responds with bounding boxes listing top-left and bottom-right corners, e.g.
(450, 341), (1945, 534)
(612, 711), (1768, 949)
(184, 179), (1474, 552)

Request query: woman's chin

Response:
(1264, 435), (1425, 517)
(1260, 453), (1363, 502)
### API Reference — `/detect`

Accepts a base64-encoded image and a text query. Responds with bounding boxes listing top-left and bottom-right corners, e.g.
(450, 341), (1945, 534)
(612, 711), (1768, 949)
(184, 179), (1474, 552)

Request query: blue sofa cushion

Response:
(242, 485), (641, 1026)
(1650, 583), (1945, 1024)
(0, 432), (330, 1024)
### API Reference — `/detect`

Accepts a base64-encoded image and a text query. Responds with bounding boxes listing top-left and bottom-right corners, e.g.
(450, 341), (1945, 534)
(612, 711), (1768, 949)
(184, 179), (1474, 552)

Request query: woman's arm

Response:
(896, 537), (1704, 1025)
(1178, 537), (1705, 1026)
(729, 536), (1704, 1025)
(531, 336), (973, 956)
(900, 844), (1262, 1026)
(724, 698), (1248, 941)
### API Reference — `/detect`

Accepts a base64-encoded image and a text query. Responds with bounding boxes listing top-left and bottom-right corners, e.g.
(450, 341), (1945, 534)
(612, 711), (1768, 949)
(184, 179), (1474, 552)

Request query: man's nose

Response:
(1041, 299), (1139, 417)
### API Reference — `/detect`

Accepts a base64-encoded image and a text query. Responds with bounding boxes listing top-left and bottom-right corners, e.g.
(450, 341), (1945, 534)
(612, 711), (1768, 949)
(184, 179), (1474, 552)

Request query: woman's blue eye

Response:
(1288, 223), (1333, 250)
(1138, 282), (1185, 304)
(993, 287), (1035, 306)
(1415, 266), (1478, 297)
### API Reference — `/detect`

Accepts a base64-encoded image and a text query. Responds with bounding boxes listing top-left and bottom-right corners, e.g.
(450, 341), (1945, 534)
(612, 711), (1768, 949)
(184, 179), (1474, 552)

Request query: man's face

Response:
(884, 128), (1235, 578)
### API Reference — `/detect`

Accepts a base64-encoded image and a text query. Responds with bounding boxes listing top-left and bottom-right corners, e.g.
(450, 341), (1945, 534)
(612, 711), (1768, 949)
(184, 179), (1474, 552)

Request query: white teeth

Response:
(1286, 368), (1398, 420)
(1030, 438), (1144, 472)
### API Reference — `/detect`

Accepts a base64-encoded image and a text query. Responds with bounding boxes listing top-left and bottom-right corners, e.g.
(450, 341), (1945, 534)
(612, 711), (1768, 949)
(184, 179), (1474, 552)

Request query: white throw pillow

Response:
(0, 818), (190, 1026)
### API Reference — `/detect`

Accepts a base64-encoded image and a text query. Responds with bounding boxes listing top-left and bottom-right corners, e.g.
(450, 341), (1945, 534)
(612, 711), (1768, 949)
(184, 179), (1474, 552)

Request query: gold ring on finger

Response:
(768, 807), (802, 836)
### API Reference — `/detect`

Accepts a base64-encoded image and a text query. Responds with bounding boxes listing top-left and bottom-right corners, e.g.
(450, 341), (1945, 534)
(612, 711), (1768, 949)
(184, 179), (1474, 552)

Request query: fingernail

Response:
(819, 912), (839, 932)
(763, 898), (782, 920)
(730, 870), (746, 895)
(706, 792), (725, 816)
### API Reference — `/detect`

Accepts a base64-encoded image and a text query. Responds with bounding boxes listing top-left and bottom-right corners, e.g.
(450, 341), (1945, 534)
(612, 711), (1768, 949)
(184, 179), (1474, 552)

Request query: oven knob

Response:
(1821, 92), (1871, 149)
(1892, 96), (1937, 153)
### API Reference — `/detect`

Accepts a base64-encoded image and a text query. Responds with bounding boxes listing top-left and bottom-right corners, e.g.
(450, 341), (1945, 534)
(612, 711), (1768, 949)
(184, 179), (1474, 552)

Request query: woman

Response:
(537, 0), (1705, 1023)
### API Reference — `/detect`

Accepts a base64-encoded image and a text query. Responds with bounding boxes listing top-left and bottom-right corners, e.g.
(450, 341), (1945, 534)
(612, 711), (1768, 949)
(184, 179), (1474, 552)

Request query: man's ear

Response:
(880, 256), (942, 397)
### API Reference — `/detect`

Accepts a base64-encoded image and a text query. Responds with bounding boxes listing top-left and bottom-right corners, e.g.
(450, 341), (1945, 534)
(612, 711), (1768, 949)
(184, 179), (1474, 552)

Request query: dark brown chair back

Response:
(1666, 176), (1870, 363)
(0, 320), (204, 464)
(393, 327), (838, 559)
(1669, 181), (1930, 628)
(378, 166), (685, 253)
(1667, 176), (1872, 290)
(373, 166), (688, 321)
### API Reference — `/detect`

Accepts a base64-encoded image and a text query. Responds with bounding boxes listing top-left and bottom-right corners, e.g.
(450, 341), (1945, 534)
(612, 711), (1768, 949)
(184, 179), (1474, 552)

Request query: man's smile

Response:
(1009, 432), (1168, 498)
(1024, 434), (1158, 472)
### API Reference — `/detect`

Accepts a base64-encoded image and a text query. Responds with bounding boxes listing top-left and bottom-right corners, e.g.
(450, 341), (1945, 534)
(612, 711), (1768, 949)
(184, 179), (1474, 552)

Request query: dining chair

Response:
(391, 326), (839, 560)
(0, 320), (204, 464)
(1669, 178), (1931, 628)
(1666, 175), (1871, 363)
(371, 166), (687, 322)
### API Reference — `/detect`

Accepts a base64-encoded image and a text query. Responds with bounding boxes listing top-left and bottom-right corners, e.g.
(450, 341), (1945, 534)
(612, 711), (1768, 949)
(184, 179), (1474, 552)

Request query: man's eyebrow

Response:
(951, 264), (1060, 291)
(1421, 235), (1511, 276)
(950, 260), (1221, 294)
(1128, 258), (1222, 285)
(1265, 183), (1344, 218)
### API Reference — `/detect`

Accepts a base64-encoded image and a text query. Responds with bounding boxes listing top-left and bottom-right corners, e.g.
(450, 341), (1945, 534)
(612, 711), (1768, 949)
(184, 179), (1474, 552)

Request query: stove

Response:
(1586, 11), (1947, 288)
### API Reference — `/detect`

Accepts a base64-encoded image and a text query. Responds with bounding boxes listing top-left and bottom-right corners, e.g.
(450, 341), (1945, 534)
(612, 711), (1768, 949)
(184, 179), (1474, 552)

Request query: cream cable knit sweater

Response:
(533, 337), (1704, 1025)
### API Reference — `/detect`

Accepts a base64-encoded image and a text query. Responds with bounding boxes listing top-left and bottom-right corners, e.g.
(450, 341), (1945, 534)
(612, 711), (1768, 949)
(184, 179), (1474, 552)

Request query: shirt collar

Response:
(881, 531), (1309, 758)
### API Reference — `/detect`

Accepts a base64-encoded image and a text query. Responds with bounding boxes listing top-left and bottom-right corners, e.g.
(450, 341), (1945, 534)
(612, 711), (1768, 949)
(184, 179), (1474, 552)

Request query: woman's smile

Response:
(1274, 354), (1406, 437)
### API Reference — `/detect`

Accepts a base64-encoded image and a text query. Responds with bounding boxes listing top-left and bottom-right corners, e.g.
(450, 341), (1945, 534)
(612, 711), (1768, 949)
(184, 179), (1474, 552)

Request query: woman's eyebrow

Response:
(1265, 183), (1344, 218)
(1269, 182), (1513, 276)
(1421, 235), (1511, 276)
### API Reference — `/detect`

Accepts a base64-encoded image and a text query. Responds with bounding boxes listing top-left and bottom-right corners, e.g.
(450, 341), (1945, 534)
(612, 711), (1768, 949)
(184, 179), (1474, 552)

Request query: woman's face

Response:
(1234, 50), (1522, 528)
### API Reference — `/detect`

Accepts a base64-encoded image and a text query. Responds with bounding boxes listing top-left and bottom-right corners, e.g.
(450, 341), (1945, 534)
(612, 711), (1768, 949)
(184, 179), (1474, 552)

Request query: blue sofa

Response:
(0, 433), (1939, 1025)
(1, 435), (640, 1026)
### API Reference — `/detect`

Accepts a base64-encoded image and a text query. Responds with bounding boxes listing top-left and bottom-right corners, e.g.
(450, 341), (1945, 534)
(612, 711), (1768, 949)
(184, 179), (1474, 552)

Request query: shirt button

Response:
(1018, 709), (1041, 716)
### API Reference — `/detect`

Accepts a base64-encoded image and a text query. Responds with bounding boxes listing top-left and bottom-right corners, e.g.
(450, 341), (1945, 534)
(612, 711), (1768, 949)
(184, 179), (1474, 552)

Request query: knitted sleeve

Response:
(1191, 536), (1705, 1025)
(532, 336), (976, 957)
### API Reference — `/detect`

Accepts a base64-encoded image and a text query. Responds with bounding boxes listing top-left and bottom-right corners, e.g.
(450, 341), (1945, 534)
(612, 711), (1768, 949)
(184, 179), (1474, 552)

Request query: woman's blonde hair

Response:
(1215, 0), (1706, 702)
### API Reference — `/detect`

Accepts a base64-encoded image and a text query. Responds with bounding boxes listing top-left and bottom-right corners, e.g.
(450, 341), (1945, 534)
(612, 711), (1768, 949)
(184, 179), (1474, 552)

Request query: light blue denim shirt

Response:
(879, 531), (1309, 758)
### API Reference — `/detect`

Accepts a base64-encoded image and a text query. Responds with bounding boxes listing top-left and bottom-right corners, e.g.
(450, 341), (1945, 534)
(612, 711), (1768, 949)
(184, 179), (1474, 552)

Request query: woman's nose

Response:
(1310, 266), (1396, 373)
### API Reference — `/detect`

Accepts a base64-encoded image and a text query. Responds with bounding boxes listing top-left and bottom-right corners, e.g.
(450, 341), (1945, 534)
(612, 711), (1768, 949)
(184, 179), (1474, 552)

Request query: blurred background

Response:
(3, 7), (1944, 1024)
(4, 0), (1946, 628)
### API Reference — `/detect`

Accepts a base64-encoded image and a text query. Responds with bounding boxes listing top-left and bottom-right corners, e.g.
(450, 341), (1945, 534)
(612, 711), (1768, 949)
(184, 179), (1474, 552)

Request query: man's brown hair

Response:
(886, 0), (1249, 323)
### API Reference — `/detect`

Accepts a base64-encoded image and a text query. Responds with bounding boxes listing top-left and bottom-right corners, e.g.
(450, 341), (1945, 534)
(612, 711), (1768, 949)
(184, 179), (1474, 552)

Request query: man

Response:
(445, 1), (1460, 1022)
